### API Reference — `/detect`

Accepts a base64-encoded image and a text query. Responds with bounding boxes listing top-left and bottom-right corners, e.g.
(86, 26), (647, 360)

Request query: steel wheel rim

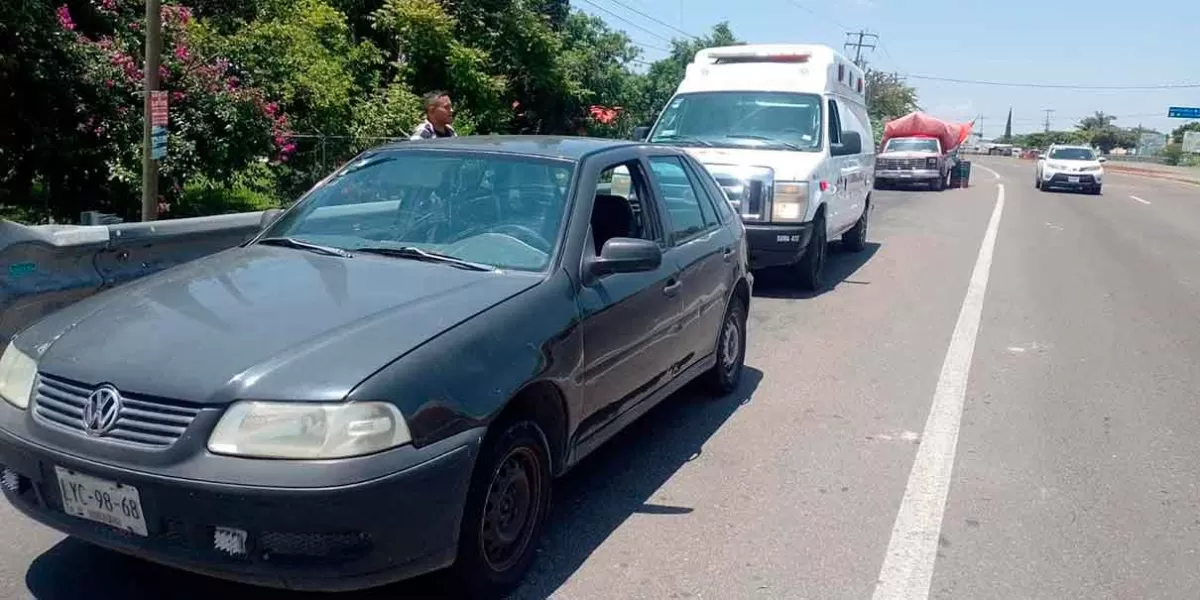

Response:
(720, 314), (740, 376)
(480, 446), (542, 573)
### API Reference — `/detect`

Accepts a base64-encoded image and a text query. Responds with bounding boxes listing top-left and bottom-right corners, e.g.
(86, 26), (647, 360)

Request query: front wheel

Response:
(702, 294), (747, 396)
(1089, 185), (1102, 195)
(442, 420), (552, 599)
(795, 214), (827, 291)
(841, 202), (869, 252)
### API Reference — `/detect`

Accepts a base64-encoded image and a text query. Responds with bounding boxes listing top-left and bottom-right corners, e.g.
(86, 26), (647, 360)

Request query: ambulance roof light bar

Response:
(701, 47), (812, 65)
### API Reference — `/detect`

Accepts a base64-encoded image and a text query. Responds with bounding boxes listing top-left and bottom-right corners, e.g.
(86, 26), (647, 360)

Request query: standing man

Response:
(410, 90), (457, 140)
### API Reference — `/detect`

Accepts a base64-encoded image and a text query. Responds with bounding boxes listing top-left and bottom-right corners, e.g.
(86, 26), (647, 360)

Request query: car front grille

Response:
(705, 164), (775, 222)
(1048, 173), (1096, 185)
(33, 373), (202, 448)
(878, 157), (928, 170)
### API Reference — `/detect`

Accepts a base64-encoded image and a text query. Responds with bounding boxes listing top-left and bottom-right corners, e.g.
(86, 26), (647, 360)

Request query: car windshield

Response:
(261, 150), (575, 272)
(885, 138), (940, 153)
(648, 91), (823, 151)
(1049, 147), (1097, 161)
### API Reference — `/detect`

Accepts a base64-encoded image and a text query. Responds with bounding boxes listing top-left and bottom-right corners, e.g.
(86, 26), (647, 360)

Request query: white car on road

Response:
(1035, 144), (1106, 195)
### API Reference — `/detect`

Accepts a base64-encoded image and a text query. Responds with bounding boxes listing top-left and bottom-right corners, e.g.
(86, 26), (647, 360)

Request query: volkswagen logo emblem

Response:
(81, 385), (123, 436)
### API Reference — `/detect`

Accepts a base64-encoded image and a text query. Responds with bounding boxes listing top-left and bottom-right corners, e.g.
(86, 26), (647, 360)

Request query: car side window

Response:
(589, 160), (661, 256)
(681, 158), (727, 226)
(648, 156), (714, 243)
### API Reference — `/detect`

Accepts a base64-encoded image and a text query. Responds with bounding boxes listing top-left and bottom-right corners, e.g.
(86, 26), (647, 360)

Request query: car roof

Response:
(1049, 144), (1094, 150)
(375, 135), (649, 161)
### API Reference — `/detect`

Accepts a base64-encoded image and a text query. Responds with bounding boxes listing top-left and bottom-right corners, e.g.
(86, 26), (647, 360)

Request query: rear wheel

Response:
(702, 294), (747, 396)
(795, 213), (826, 291)
(442, 420), (552, 599)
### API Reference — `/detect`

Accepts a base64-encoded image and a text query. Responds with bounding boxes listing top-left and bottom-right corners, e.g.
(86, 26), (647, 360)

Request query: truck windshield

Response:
(885, 138), (940, 153)
(648, 91), (823, 152)
(1049, 147), (1097, 161)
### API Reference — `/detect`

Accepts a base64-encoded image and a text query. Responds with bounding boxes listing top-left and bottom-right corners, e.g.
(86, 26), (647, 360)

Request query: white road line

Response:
(1130, 195), (1151, 205)
(872, 183), (1006, 600)
(975, 164), (1003, 180)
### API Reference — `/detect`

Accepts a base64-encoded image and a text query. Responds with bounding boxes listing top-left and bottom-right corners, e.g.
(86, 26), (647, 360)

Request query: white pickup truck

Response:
(873, 136), (956, 191)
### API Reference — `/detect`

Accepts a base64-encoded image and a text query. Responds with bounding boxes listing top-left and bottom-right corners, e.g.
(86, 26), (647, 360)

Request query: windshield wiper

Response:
(650, 134), (713, 147)
(724, 135), (805, 151)
(257, 237), (354, 258)
(355, 246), (496, 272)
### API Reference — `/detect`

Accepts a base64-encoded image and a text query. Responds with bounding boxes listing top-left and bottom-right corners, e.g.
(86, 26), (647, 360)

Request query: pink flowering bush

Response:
(54, 0), (292, 213)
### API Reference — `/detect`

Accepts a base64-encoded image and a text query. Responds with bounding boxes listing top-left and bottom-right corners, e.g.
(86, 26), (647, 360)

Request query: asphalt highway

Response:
(3, 157), (1198, 600)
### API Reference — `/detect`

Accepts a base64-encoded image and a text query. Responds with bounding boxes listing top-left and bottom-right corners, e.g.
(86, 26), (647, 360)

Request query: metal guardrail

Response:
(1, 212), (266, 340)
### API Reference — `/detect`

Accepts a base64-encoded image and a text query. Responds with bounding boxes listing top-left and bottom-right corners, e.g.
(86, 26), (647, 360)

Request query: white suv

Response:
(1036, 144), (1106, 195)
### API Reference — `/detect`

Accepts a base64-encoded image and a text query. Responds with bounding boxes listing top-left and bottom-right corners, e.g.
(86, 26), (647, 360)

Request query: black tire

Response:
(1034, 178), (1041, 189)
(441, 420), (552, 599)
(931, 175), (945, 192)
(795, 213), (826, 291)
(701, 293), (747, 396)
(1090, 185), (1102, 195)
(841, 201), (869, 252)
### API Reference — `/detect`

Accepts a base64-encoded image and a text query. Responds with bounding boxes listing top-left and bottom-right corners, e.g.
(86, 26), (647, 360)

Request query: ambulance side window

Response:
(827, 99), (843, 147)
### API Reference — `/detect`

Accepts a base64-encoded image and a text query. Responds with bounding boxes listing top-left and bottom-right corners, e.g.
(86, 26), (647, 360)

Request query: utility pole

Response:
(140, 0), (163, 222)
(843, 30), (878, 69)
(1042, 108), (1055, 133)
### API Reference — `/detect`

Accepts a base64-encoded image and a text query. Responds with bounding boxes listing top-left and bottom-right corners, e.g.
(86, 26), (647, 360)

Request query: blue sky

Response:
(575, 0), (1200, 136)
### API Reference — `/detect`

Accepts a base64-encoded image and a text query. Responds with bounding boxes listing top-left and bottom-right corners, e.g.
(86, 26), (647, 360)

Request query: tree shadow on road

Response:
(752, 241), (881, 300)
(26, 369), (763, 600)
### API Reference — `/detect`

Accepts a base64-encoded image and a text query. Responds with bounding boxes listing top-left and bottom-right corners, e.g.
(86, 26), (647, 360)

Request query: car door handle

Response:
(663, 279), (682, 297)
(721, 247), (733, 261)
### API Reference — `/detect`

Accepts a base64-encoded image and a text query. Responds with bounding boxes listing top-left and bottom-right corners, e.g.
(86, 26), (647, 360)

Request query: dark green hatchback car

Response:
(0, 136), (752, 597)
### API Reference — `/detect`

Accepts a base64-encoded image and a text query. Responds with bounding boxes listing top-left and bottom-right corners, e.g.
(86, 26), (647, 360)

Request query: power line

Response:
(781, 0), (849, 29)
(901, 73), (1200, 90)
(575, 0), (673, 44)
(598, 0), (698, 40)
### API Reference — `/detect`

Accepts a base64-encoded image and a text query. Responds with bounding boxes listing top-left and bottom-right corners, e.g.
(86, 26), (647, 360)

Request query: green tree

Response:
(629, 22), (741, 128)
(864, 70), (919, 143)
(1170, 121), (1200, 144)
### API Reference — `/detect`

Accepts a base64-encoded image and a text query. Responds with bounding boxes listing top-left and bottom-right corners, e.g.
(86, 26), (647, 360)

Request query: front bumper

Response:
(745, 222), (814, 269)
(1043, 171), (1102, 188)
(0, 425), (482, 592)
(875, 168), (941, 182)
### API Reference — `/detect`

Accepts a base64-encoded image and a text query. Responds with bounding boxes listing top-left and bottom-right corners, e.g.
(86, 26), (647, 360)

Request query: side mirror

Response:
(1098, 157), (1108, 163)
(631, 126), (650, 142)
(832, 131), (862, 156)
(590, 238), (662, 276)
(259, 208), (284, 230)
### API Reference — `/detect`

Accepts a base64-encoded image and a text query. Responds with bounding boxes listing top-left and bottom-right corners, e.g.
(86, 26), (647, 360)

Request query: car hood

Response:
(682, 147), (827, 182)
(20, 245), (540, 404)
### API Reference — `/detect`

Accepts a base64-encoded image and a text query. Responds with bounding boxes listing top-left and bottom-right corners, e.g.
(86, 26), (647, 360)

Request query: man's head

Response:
(423, 91), (454, 128)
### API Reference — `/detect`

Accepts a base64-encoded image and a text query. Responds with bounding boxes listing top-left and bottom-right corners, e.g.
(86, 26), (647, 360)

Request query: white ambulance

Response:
(635, 44), (875, 291)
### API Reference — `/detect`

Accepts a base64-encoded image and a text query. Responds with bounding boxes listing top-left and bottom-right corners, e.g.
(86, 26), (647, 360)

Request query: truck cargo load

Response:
(880, 112), (974, 153)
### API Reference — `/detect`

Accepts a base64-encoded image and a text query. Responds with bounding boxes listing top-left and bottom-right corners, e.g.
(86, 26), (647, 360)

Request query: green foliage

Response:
(864, 71), (919, 144)
(2, 1), (749, 220)
(1170, 121), (1200, 145)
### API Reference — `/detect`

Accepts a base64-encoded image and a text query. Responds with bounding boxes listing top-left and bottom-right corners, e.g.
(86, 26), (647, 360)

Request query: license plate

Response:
(55, 467), (148, 536)
(1068, 176), (1080, 183)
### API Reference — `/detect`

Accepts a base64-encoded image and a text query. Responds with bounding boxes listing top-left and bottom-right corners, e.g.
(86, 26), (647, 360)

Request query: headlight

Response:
(771, 181), (809, 223)
(0, 341), (37, 410)
(1081, 165), (1101, 172)
(208, 401), (412, 459)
